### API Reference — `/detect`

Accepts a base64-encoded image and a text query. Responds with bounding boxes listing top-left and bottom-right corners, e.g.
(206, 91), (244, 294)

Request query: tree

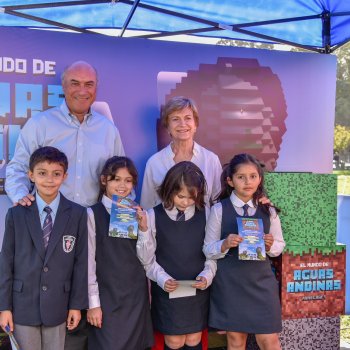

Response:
(217, 38), (274, 50)
(334, 43), (350, 127)
(334, 124), (350, 154)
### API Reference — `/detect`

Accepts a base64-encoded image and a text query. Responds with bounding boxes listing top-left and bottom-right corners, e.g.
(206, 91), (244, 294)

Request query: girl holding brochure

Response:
(137, 161), (216, 350)
(203, 153), (285, 350)
(87, 156), (153, 350)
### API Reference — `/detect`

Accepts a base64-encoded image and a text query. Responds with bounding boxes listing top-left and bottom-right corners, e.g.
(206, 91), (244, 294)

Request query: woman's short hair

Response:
(161, 96), (199, 128)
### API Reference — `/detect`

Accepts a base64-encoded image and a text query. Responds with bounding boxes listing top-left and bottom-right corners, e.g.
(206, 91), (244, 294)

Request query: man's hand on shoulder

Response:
(15, 194), (35, 207)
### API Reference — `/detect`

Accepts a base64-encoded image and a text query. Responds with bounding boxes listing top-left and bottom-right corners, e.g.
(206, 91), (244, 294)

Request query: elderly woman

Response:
(140, 96), (222, 209)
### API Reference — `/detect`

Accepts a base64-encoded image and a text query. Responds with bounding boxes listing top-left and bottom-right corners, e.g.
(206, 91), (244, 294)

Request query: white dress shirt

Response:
(140, 142), (222, 209)
(203, 192), (285, 259)
(136, 204), (217, 290)
(5, 100), (125, 207)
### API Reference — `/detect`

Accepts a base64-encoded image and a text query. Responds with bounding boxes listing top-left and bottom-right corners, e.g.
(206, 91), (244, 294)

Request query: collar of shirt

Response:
(36, 191), (60, 224)
(60, 100), (93, 126)
(163, 203), (195, 221)
(166, 141), (200, 160)
(102, 195), (113, 214)
(230, 192), (254, 209)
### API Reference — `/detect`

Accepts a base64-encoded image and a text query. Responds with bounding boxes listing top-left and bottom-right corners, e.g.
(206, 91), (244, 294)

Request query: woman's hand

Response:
(263, 234), (274, 252)
(221, 234), (243, 252)
(164, 279), (178, 292)
(87, 307), (103, 328)
(193, 276), (207, 290)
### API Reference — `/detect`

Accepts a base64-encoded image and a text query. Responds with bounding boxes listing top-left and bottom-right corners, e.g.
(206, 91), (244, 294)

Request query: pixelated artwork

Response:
(275, 246), (345, 319)
(246, 316), (340, 350)
(258, 172), (344, 348)
(279, 316), (340, 350)
(264, 173), (337, 246)
(157, 58), (288, 170)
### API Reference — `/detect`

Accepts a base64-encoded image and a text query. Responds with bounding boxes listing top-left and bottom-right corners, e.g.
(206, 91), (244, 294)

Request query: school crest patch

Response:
(63, 235), (75, 253)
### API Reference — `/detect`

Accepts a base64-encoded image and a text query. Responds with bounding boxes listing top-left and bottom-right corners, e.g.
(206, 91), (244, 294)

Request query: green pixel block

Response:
(264, 173), (337, 246)
(284, 243), (346, 256)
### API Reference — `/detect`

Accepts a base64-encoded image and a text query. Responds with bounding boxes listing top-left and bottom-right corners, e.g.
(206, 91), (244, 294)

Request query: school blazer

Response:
(0, 194), (88, 327)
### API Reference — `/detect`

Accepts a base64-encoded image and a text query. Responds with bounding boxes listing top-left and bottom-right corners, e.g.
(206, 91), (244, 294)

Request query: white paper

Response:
(169, 280), (197, 299)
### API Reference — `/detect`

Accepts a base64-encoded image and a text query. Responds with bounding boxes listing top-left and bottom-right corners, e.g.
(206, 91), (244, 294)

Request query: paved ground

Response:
(341, 339), (350, 349)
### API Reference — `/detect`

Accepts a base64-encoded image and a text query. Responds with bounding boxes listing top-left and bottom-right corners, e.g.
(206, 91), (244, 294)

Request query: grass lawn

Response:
(334, 172), (350, 195)
(341, 315), (350, 344)
(335, 172), (349, 345)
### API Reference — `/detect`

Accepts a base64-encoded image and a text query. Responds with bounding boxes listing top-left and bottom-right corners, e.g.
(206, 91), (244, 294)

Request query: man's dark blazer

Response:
(0, 193), (88, 326)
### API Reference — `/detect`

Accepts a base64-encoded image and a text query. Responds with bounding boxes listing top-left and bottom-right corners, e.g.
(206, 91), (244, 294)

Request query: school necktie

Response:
(176, 209), (185, 221)
(242, 204), (250, 217)
(42, 206), (53, 249)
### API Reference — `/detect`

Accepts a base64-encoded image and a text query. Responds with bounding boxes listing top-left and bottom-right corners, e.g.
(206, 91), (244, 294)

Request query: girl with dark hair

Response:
(137, 161), (216, 350)
(204, 153), (285, 350)
(87, 156), (153, 350)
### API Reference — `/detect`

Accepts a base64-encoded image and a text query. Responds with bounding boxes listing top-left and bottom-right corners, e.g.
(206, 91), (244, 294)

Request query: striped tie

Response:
(43, 206), (53, 249)
(176, 209), (185, 221)
(242, 204), (249, 217)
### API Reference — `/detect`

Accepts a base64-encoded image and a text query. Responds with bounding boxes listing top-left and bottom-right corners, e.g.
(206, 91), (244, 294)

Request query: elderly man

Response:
(5, 60), (125, 207)
(5, 61), (125, 350)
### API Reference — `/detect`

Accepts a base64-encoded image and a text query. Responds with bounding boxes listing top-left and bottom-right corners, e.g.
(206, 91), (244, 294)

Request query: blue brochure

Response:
(237, 217), (266, 261)
(109, 195), (138, 239)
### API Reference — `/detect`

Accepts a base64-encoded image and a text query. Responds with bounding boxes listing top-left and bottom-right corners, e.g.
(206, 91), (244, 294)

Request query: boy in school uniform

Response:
(0, 146), (88, 350)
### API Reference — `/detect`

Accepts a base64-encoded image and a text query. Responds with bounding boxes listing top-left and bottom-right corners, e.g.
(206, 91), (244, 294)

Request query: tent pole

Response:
(119, 0), (141, 37)
(321, 11), (331, 54)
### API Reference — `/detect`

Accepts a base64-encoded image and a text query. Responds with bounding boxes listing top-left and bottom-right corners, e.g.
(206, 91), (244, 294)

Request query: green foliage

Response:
(216, 38), (274, 50)
(335, 43), (350, 128)
(334, 125), (350, 152)
(336, 80), (350, 127)
(336, 43), (350, 81)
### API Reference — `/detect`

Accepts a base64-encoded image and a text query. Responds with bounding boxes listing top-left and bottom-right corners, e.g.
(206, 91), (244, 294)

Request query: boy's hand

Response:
(264, 234), (274, 252)
(87, 307), (103, 328)
(221, 234), (243, 252)
(164, 279), (178, 293)
(15, 194), (35, 207)
(193, 276), (207, 290)
(67, 310), (81, 331)
(0, 310), (14, 332)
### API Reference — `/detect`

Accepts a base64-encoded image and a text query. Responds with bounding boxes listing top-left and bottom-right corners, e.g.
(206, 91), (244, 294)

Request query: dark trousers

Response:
(64, 310), (88, 350)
